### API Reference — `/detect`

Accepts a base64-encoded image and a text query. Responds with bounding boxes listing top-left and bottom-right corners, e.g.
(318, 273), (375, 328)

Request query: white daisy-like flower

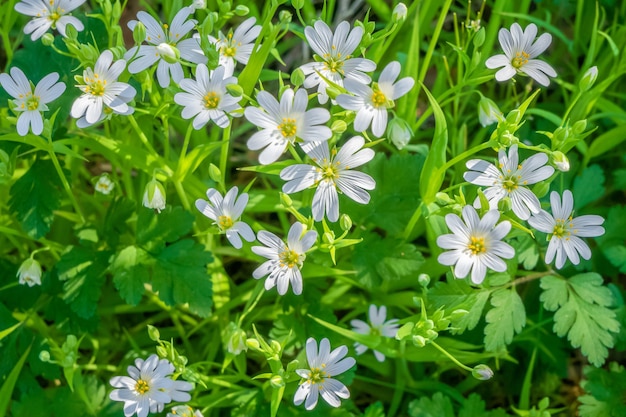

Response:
(208, 17), (261, 77)
(109, 354), (193, 417)
(126, 6), (204, 88)
(294, 337), (355, 410)
(251, 222), (317, 295)
(174, 65), (241, 129)
(437, 205), (515, 284)
(0, 67), (65, 136)
(464, 145), (555, 220)
(350, 305), (399, 362)
(17, 258), (42, 287)
(71, 50), (137, 127)
(336, 61), (414, 137)
(15, 0), (86, 41)
(167, 405), (203, 417)
(95, 174), (115, 195)
(245, 88), (332, 165)
(280, 136), (375, 222)
(528, 190), (605, 269)
(195, 186), (255, 249)
(301, 20), (376, 104)
(485, 23), (557, 87)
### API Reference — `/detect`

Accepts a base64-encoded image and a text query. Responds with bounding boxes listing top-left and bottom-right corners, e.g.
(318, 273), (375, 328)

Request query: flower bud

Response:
(435, 192), (453, 206)
(192, 0), (206, 10)
(292, 0), (305, 9)
(478, 96), (502, 127)
(167, 405), (197, 417)
(112, 1), (122, 20)
(270, 374), (285, 388)
(270, 340), (282, 355)
(579, 66), (598, 92)
(331, 120), (347, 134)
(133, 22), (147, 44)
(392, 3), (408, 21)
(143, 179), (167, 213)
(473, 27), (486, 47)
(340, 214), (352, 231)
(290, 68), (305, 87)
(418, 273), (430, 287)
(551, 151), (570, 172)
(156, 346), (168, 358)
(208, 163), (222, 182)
(41, 33), (55, 46)
(532, 181), (550, 199)
(65, 24), (78, 40)
(234, 5), (249, 16)
(472, 364), (494, 380)
(572, 119), (587, 135)
(246, 338), (261, 351)
(156, 43), (180, 64)
(17, 258), (42, 287)
(39, 350), (51, 362)
(147, 325), (161, 341)
(225, 83), (243, 97)
(219, 1), (231, 13)
(497, 196), (512, 213)
(227, 326), (248, 355)
(280, 192), (293, 207)
(387, 118), (413, 149)
(279, 10), (292, 23)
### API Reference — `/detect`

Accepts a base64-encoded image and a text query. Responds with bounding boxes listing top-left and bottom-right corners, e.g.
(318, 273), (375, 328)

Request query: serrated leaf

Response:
(57, 246), (111, 319)
(484, 288), (526, 351)
(111, 246), (150, 305)
(136, 205), (194, 251)
(363, 402), (385, 417)
(512, 234), (539, 270)
(153, 239), (213, 317)
(429, 278), (490, 334)
(8, 159), (64, 238)
(540, 273), (620, 367)
(459, 393), (508, 417)
(578, 363), (626, 417)
(573, 164), (605, 210)
(408, 392), (455, 417)
(103, 197), (135, 247)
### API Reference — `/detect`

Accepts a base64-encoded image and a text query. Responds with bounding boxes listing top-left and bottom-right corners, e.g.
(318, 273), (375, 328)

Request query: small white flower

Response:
(95, 174), (115, 195)
(174, 65), (242, 129)
(15, 0), (86, 41)
(195, 186), (255, 249)
(464, 145), (555, 220)
(280, 136), (375, 222)
(294, 337), (355, 410)
(251, 222), (317, 295)
(126, 6), (204, 88)
(109, 354), (193, 417)
(301, 20), (376, 104)
(143, 179), (166, 213)
(245, 88), (332, 165)
(350, 305), (399, 362)
(485, 23), (557, 87)
(437, 205), (515, 284)
(167, 405), (203, 417)
(71, 50), (137, 127)
(336, 61), (414, 137)
(17, 258), (42, 287)
(209, 17), (261, 77)
(0, 67), (65, 136)
(528, 190), (605, 269)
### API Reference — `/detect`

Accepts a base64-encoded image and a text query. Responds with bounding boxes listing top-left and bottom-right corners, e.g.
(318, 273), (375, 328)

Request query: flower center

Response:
(308, 367), (328, 384)
(320, 161), (340, 182)
(371, 90), (387, 107)
(501, 175), (521, 192)
(223, 46), (237, 57)
(279, 248), (301, 268)
(278, 118), (297, 138)
(552, 217), (573, 239)
(217, 215), (233, 230)
(26, 95), (40, 111)
(85, 75), (106, 96)
(512, 51), (530, 69)
(369, 326), (381, 337)
(468, 236), (487, 255)
(324, 57), (344, 73)
(134, 379), (150, 395)
(204, 92), (220, 109)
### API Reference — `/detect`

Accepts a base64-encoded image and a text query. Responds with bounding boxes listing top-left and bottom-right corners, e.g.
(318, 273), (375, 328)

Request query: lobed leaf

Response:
(484, 288), (526, 352)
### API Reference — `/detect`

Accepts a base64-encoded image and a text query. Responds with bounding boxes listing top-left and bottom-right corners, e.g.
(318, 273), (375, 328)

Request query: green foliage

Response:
(8, 158), (65, 238)
(540, 274), (620, 366)
(572, 164), (605, 210)
(428, 278), (491, 334)
(110, 246), (150, 306)
(598, 206), (626, 273)
(578, 363), (626, 417)
(408, 393), (509, 417)
(484, 288), (526, 351)
(136, 205), (195, 252)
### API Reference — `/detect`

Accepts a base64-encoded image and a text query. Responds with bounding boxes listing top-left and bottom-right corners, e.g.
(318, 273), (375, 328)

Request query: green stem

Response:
(441, 139), (496, 172)
(430, 340), (473, 372)
(47, 142), (85, 224)
(174, 180), (191, 211)
(127, 114), (160, 158)
(219, 124), (232, 192)
(560, 91), (583, 126)
(175, 123), (194, 180)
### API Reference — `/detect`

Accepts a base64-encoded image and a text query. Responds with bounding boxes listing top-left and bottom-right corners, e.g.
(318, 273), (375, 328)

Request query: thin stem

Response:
(127, 114), (160, 157)
(430, 340), (473, 372)
(219, 124), (232, 193)
(47, 141), (85, 224)
(503, 270), (556, 289)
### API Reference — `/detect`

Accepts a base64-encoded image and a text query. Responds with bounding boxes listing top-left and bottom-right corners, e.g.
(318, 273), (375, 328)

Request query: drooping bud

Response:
(579, 66), (598, 92)
(226, 325), (248, 355)
(387, 117), (413, 149)
(417, 273), (430, 287)
(95, 174), (115, 195)
(41, 33), (55, 46)
(552, 151), (570, 172)
(478, 96), (502, 127)
(156, 43), (180, 64)
(192, 0), (206, 10)
(143, 179), (167, 213)
(392, 3), (408, 21)
(17, 258), (42, 287)
(472, 364), (494, 380)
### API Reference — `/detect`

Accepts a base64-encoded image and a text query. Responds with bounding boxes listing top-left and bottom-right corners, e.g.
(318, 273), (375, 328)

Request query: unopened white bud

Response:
(392, 3), (408, 21)
(478, 96), (502, 127)
(156, 43), (180, 64)
(17, 258), (42, 287)
(143, 179), (167, 213)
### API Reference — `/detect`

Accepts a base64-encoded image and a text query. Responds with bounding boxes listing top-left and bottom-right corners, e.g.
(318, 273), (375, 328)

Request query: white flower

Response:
(301, 20), (376, 104)
(280, 136), (375, 222)
(350, 305), (399, 362)
(15, 0), (86, 41)
(174, 65), (241, 129)
(294, 337), (355, 410)
(95, 174), (115, 195)
(528, 190), (605, 269)
(437, 205), (515, 284)
(195, 186), (255, 249)
(251, 222), (317, 295)
(336, 61), (414, 137)
(17, 258), (42, 287)
(464, 145), (555, 220)
(0, 67), (65, 136)
(126, 6), (204, 88)
(209, 17), (261, 77)
(485, 23), (557, 87)
(143, 179), (166, 213)
(167, 405), (203, 417)
(109, 354), (193, 417)
(245, 88), (332, 165)
(71, 50), (136, 127)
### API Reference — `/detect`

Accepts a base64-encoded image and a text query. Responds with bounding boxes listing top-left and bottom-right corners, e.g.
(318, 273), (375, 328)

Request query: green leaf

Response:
(352, 232), (425, 289)
(540, 274), (620, 367)
(110, 246), (151, 306)
(419, 83), (448, 205)
(598, 206), (626, 273)
(484, 288), (526, 351)
(408, 392), (455, 417)
(8, 158), (64, 238)
(512, 234), (539, 270)
(56, 246), (111, 319)
(102, 197), (136, 248)
(153, 239), (213, 317)
(429, 278), (490, 334)
(363, 402), (385, 417)
(578, 363), (626, 417)
(136, 205), (194, 251)
(459, 394), (508, 417)
(572, 164), (605, 210)
(0, 343), (31, 417)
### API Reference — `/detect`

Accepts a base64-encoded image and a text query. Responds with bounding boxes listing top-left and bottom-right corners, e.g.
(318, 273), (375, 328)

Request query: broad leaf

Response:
(110, 246), (151, 306)
(484, 288), (526, 351)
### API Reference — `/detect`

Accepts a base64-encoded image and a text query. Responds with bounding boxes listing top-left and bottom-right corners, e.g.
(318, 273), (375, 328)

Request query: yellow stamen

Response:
(279, 248), (300, 268)
(134, 379), (150, 395)
(204, 91), (220, 109)
(468, 236), (486, 255)
(278, 118), (297, 138)
(371, 90), (387, 107)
